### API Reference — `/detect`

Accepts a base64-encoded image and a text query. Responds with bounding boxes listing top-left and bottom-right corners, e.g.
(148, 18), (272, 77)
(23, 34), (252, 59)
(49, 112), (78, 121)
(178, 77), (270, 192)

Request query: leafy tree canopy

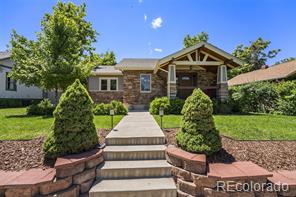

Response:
(10, 2), (98, 91)
(229, 38), (280, 78)
(95, 51), (116, 66)
(275, 57), (296, 65)
(183, 31), (209, 48)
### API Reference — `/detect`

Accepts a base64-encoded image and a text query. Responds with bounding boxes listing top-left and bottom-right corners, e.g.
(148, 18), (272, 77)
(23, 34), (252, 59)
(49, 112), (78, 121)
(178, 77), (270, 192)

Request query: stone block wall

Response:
(165, 146), (289, 197)
(89, 90), (124, 103)
(122, 70), (166, 107)
(0, 149), (104, 197)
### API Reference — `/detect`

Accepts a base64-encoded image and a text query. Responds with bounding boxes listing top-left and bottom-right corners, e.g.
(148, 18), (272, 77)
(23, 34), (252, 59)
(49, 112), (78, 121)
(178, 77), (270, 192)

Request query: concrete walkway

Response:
(89, 112), (177, 197)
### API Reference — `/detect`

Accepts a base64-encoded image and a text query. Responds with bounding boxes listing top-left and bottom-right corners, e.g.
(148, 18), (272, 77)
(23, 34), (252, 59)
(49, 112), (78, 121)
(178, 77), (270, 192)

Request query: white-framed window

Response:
(99, 78), (118, 91)
(217, 65), (228, 84)
(140, 74), (151, 93)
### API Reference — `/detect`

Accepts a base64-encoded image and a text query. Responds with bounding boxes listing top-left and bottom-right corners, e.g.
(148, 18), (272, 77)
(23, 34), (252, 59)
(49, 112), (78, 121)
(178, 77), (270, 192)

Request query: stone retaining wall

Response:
(0, 149), (103, 197)
(166, 145), (294, 197)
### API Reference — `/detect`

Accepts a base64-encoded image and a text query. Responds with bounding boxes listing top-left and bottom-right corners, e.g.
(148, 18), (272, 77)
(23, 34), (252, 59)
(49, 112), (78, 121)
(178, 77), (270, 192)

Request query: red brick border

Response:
(0, 148), (104, 197)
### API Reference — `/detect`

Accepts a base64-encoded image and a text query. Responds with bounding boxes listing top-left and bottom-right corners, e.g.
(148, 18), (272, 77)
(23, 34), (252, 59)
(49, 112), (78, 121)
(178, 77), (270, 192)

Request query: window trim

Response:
(5, 72), (17, 91)
(140, 74), (152, 93)
(99, 77), (118, 91)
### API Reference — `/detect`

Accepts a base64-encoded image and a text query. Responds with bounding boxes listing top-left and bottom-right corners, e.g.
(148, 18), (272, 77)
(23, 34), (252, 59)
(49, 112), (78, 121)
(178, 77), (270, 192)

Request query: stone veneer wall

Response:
(122, 70), (166, 107)
(0, 149), (104, 197)
(165, 146), (287, 197)
(89, 91), (124, 103)
(196, 70), (216, 88)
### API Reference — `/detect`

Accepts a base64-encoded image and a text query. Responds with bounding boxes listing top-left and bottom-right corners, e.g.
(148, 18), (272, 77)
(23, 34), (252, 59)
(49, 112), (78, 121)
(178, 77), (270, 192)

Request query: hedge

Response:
(229, 80), (296, 115)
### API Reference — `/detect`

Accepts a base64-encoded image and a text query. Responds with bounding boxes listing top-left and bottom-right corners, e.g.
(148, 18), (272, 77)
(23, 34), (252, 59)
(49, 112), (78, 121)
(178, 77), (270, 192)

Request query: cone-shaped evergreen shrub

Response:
(176, 88), (221, 155)
(43, 79), (98, 158)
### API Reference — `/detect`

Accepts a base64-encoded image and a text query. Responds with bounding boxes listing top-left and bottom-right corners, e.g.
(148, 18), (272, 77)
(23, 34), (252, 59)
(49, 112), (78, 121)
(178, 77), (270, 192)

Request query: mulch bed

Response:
(0, 129), (111, 171)
(163, 128), (296, 171)
(0, 137), (55, 171)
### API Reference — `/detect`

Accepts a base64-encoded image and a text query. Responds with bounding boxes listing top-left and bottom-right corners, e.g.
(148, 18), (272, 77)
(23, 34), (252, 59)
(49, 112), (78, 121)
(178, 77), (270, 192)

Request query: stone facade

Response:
(87, 69), (227, 106)
(122, 70), (166, 108)
(196, 70), (216, 88)
(89, 91), (123, 103)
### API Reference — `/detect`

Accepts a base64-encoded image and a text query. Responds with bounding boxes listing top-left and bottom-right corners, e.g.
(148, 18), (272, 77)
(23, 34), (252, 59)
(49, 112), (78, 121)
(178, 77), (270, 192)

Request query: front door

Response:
(176, 73), (197, 99)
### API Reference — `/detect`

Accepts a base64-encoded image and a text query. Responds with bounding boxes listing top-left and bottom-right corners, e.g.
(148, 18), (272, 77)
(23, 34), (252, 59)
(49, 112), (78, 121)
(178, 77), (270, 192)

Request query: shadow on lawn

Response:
(5, 114), (53, 119)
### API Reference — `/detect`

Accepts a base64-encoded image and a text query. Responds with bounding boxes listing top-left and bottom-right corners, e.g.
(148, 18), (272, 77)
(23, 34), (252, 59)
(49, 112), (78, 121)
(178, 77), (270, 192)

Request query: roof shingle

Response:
(228, 60), (296, 86)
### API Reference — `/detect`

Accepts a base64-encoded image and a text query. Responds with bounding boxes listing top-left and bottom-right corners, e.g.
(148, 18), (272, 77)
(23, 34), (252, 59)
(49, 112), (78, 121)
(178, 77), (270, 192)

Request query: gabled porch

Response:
(154, 42), (243, 101)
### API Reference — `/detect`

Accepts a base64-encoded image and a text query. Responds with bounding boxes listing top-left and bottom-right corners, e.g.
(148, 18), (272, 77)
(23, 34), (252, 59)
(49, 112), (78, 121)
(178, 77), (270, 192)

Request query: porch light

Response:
(110, 109), (114, 129)
(159, 107), (164, 130)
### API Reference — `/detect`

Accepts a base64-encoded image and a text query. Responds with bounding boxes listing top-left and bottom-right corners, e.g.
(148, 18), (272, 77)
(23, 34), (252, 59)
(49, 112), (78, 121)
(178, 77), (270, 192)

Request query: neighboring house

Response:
(88, 42), (243, 109)
(228, 60), (296, 86)
(0, 51), (43, 102)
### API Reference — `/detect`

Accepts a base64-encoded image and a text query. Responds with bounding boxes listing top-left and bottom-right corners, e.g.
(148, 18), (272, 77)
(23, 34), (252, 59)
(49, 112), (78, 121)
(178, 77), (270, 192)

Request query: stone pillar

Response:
(217, 83), (229, 101)
(168, 64), (177, 99)
(216, 65), (229, 101)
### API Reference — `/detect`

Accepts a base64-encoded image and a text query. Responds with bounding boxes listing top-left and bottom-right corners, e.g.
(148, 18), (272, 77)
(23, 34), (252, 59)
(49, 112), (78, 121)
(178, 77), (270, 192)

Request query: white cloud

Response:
(138, 0), (143, 3)
(144, 14), (147, 21)
(151, 17), (162, 29)
(154, 48), (163, 52)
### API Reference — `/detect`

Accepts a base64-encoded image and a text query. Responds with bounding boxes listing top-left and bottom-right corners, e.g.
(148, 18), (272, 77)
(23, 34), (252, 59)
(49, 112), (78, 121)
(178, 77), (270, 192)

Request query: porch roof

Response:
(156, 42), (244, 71)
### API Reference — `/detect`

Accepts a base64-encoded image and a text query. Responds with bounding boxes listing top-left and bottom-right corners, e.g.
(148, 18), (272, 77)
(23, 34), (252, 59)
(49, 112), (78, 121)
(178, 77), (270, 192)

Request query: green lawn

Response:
(153, 114), (296, 140)
(0, 108), (123, 140)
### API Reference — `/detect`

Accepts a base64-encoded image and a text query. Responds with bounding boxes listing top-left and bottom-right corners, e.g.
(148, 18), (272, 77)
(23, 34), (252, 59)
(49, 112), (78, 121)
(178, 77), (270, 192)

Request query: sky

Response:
(0, 0), (295, 65)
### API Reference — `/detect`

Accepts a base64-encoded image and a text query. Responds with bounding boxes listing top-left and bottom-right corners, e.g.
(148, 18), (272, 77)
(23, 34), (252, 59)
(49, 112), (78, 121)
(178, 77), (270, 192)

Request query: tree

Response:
(96, 51), (116, 65)
(176, 89), (221, 155)
(183, 32), (209, 48)
(275, 57), (296, 65)
(10, 2), (98, 102)
(43, 79), (98, 158)
(229, 38), (280, 78)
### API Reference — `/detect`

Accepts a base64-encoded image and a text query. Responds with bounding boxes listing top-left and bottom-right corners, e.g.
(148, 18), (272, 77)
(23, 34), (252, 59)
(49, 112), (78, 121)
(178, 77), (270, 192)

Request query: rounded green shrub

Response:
(149, 97), (170, 115)
(110, 100), (128, 115)
(93, 100), (128, 115)
(27, 99), (55, 116)
(43, 79), (98, 158)
(176, 88), (221, 155)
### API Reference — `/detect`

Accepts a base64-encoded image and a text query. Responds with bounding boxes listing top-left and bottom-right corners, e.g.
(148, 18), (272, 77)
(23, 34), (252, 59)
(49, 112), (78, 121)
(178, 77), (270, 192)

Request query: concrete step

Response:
(89, 177), (177, 197)
(97, 160), (172, 179)
(106, 136), (166, 145)
(103, 145), (166, 160)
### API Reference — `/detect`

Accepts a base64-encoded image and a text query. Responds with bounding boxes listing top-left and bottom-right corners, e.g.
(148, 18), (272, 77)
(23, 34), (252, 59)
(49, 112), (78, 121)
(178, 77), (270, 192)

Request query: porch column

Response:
(167, 64), (177, 99)
(216, 65), (229, 101)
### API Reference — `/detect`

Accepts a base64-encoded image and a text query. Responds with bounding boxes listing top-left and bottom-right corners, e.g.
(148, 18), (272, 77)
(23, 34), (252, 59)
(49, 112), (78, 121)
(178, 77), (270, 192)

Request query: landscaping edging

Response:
(166, 145), (296, 197)
(0, 148), (104, 197)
